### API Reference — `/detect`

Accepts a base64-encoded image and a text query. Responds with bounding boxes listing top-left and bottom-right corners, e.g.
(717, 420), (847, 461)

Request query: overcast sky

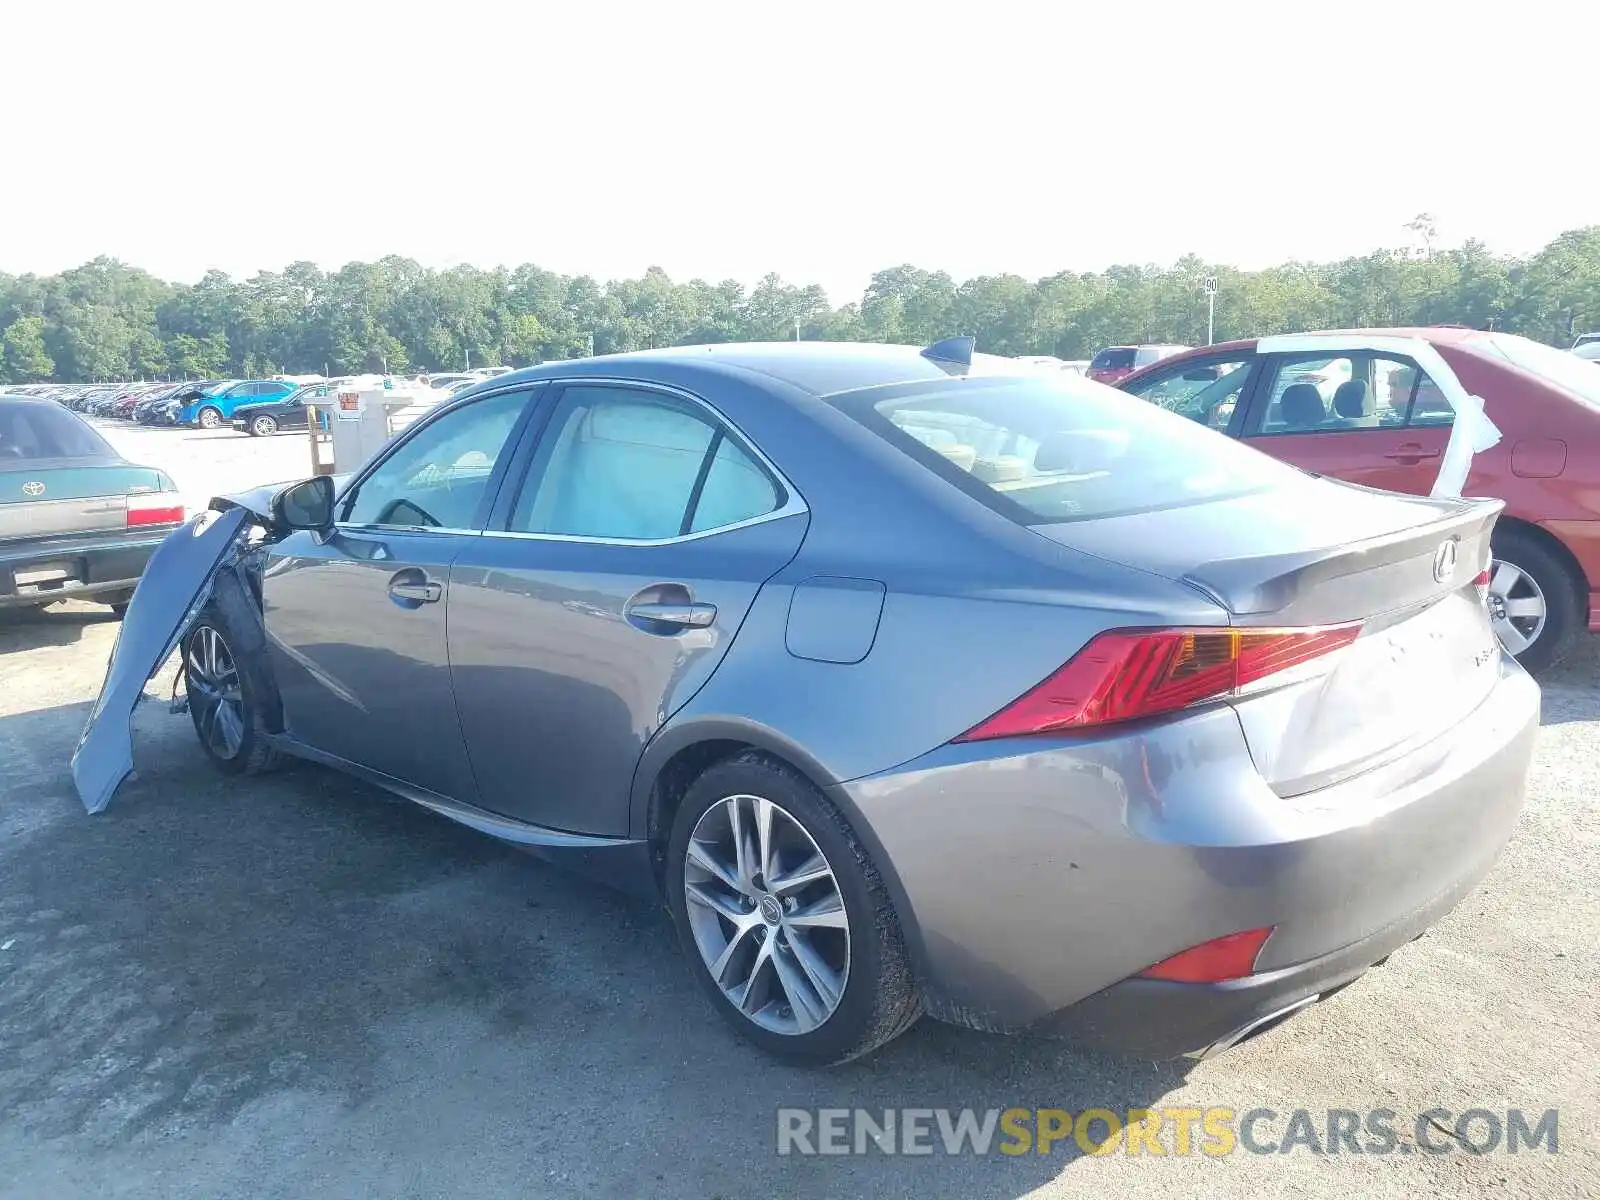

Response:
(6, 0), (1592, 304)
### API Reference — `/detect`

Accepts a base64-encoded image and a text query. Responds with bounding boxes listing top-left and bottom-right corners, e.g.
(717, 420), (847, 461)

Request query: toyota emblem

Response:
(1432, 539), (1459, 584)
(21, 481), (45, 497)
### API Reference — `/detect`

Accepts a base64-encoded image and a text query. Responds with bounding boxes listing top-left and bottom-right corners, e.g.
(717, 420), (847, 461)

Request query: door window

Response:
(1249, 353), (1451, 434)
(340, 389), (527, 529)
(1121, 356), (1254, 430)
(508, 385), (780, 540)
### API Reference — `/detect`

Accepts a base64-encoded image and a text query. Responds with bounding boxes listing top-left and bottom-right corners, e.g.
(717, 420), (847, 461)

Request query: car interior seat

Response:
(1277, 383), (1327, 431)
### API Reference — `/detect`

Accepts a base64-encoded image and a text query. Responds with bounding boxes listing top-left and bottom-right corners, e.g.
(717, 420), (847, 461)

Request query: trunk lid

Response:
(1034, 475), (1505, 793)
(0, 459), (172, 542)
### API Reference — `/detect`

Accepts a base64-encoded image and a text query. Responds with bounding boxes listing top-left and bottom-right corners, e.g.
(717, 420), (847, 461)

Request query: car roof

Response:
(1118, 327), (1495, 385)
(499, 341), (1042, 400)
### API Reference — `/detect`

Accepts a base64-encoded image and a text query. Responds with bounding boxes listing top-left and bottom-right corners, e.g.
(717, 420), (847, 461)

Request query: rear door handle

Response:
(388, 578), (442, 604)
(625, 601), (717, 629)
(1384, 445), (1440, 463)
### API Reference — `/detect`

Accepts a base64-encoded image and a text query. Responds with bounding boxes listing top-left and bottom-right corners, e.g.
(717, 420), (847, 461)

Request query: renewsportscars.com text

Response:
(776, 1106), (1559, 1157)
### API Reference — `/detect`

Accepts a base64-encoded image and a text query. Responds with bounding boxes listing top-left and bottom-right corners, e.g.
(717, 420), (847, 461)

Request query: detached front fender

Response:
(71, 506), (253, 813)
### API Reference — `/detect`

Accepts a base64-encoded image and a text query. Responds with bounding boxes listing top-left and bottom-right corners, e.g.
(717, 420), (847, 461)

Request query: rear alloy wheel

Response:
(197, 406), (223, 429)
(1488, 530), (1579, 673)
(666, 753), (920, 1065)
(250, 414), (278, 436)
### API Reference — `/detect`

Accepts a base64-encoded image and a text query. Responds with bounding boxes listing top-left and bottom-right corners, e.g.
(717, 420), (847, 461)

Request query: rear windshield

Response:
(0, 401), (115, 460)
(1090, 348), (1135, 370)
(840, 375), (1298, 523)
(1475, 333), (1600, 412)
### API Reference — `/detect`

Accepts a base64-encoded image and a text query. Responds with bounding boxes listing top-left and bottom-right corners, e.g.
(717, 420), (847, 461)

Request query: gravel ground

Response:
(0, 424), (1594, 1198)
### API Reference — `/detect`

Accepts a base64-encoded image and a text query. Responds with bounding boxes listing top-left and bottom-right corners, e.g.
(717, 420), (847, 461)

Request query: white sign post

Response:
(1202, 275), (1218, 346)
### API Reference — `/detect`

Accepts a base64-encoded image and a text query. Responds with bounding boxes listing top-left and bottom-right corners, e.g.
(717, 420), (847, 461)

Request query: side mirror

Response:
(273, 476), (335, 531)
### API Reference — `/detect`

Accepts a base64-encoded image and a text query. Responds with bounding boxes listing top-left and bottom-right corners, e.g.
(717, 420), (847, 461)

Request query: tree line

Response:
(3, 225), (1599, 384)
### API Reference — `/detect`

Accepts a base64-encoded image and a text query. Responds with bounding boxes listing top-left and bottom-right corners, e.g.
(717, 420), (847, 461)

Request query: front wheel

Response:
(1488, 529), (1580, 673)
(197, 406), (223, 429)
(250, 414), (278, 436)
(182, 582), (282, 775)
(665, 752), (920, 1066)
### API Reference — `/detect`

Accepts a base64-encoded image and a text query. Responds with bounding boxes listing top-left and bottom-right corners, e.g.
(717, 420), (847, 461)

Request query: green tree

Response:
(1, 317), (55, 382)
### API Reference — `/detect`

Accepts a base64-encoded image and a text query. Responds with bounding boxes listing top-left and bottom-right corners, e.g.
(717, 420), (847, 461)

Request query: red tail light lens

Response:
(953, 624), (1362, 742)
(1138, 926), (1275, 984)
(126, 491), (185, 527)
(1472, 568), (1491, 605)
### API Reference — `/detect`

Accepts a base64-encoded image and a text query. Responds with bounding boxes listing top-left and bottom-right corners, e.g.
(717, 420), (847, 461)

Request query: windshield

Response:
(1476, 333), (1600, 411)
(0, 401), (115, 460)
(840, 375), (1299, 524)
(1090, 348), (1135, 370)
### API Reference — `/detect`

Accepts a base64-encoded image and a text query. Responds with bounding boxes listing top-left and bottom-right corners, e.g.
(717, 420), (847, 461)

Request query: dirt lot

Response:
(0, 424), (1596, 1199)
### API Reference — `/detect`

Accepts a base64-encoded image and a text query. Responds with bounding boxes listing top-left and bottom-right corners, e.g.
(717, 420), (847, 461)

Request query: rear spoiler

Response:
(1184, 496), (1502, 625)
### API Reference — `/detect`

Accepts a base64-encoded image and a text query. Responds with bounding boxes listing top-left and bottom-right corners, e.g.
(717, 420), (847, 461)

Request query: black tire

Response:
(250, 414), (278, 436)
(1490, 528), (1580, 673)
(197, 406), (223, 429)
(181, 572), (283, 775)
(665, 751), (920, 1066)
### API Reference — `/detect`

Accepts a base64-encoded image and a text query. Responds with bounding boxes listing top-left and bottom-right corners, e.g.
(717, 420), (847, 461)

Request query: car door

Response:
(261, 386), (537, 800)
(1118, 350), (1261, 434)
(446, 381), (809, 835)
(1237, 350), (1452, 495)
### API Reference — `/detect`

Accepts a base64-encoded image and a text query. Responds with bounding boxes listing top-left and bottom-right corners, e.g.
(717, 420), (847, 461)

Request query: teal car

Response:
(179, 380), (297, 429)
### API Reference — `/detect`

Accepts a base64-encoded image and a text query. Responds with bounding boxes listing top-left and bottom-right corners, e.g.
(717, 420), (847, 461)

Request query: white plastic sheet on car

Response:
(1254, 334), (1502, 499)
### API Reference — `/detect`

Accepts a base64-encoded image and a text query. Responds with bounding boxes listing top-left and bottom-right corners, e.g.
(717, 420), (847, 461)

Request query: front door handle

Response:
(625, 601), (717, 629)
(388, 575), (443, 604)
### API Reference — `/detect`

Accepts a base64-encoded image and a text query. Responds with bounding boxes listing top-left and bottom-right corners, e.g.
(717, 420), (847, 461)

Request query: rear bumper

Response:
(0, 530), (171, 607)
(837, 656), (1539, 1055)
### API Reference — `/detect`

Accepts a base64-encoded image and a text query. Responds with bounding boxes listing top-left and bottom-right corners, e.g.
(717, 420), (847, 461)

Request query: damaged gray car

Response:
(72, 342), (1539, 1067)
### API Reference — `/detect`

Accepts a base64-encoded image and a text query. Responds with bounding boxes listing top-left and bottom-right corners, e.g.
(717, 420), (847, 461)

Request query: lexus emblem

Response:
(21, 481), (45, 497)
(1432, 539), (1459, 584)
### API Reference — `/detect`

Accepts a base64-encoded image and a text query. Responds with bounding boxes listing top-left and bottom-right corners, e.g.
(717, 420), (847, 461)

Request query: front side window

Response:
(340, 389), (527, 529)
(509, 386), (780, 540)
(1122, 356), (1254, 430)
(840, 375), (1298, 524)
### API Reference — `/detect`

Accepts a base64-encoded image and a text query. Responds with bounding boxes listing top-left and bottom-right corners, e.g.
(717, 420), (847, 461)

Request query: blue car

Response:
(179, 380), (297, 429)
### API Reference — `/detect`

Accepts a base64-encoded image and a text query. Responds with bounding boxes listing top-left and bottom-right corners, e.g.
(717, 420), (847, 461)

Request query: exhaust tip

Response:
(1194, 994), (1320, 1061)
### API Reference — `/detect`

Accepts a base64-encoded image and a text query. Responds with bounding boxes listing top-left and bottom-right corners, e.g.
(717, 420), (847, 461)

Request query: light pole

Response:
(1202, 276), (1218, 346)
(794, 318), (801, 342)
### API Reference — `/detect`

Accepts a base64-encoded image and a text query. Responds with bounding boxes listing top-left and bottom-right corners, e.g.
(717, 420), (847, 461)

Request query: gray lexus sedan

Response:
(74, 339), (1539, 1066)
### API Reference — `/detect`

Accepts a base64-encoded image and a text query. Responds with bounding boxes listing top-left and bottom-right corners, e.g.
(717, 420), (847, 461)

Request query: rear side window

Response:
(0, 403), (114, 460)
(509, 385), (781, 540)
(1090, 348), (1135, 370)
(843, 376), (1297, 524)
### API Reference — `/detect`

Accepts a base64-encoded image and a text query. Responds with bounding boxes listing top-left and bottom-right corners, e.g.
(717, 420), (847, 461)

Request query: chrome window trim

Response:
(484, 375), (809, 547)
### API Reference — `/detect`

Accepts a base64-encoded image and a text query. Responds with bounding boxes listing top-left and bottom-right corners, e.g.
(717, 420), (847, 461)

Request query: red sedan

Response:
(1119, 327), (1600, 670)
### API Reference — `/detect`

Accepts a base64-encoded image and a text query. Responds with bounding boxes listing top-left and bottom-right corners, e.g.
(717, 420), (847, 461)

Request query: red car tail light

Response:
(126, 491), (185, 528)
(1137, 926), (1275, 984)
(952, 624), (1362, 742)
(1472, 568), (1491, 606)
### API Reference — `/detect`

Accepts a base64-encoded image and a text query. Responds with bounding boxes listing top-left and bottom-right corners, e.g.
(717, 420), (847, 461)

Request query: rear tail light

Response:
(953, 623), (1362, 742)
(1137, 926), (1275, 984)
(126, 491), (185, 527)
(1472, 568), (1491, 606)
